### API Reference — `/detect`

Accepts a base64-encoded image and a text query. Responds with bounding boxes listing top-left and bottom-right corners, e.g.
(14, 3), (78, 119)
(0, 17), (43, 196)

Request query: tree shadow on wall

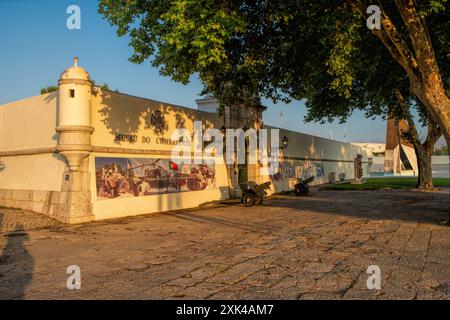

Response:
(98, 91), (216, 146)
(0, 214), (34, 300)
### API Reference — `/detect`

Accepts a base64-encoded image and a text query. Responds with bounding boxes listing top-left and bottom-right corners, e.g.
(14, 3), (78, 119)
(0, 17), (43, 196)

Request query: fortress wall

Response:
(0, 88), (372, 222)
(90, 90), (222, 151)
(88, 91), (229, 220)
(251, 126), (370, 194)
(0, 92), (68, 194)
(0, 92), (59, 151)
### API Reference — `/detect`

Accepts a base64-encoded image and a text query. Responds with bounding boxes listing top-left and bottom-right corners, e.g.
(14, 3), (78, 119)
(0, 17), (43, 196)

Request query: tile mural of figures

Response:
(95, 157), (216, 200)
(271, 162), (325, 181)
(296, 162), (325, 179)
(315, 163), (325, 178)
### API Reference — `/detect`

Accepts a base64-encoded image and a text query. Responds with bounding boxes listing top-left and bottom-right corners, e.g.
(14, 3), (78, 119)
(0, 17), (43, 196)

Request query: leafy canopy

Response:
(98, 0), (449, 115)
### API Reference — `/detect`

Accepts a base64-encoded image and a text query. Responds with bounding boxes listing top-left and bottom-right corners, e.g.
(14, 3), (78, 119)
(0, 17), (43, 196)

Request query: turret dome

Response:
(59, 57), (92, 83)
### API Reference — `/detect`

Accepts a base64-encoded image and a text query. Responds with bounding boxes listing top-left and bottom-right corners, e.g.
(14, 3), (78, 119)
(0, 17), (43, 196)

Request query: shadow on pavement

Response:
(0, 213), (34, 300)
(265, 189), (449, 225)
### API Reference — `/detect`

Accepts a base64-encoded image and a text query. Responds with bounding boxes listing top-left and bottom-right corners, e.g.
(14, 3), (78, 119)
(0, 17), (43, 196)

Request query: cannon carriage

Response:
(241, 181), (272, 207)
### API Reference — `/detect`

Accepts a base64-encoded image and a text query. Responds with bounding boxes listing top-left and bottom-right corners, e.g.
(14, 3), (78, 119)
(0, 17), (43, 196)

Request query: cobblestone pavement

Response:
(0, 189), (449, 300)
(0, 208), (62, 233)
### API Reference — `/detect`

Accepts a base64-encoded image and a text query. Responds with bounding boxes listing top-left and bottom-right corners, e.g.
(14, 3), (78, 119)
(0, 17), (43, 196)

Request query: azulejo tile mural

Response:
(271, 162), (325, 181)
(95, 157), (216, 200)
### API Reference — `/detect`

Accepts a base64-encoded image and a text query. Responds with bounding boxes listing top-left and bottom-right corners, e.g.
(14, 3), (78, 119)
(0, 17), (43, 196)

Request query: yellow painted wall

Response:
(89, 91), (229, 219)
(0, 92), (59, 150)
(90, 90), (222, 151)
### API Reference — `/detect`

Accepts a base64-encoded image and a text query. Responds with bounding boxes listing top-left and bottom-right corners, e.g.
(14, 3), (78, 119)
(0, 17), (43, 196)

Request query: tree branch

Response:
(395, 89), (421, 148)
(346, 0), (420, 79)
(394, 0), (440, 79)
(395, 89), (442, 152)
(423, 113), (442, 150)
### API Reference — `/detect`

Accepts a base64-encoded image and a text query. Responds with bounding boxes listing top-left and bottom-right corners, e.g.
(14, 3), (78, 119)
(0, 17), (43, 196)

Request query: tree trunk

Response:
(394, 89), (440, 191)
(448, 152), (450, 225)
(443, 140), (450, 225)
(416, 148), (433, 190)
(417, 88), (450, 224)
(349, 1), (450, 222)
(444, 134), (450, 225)
(412, 85), (450, 146)
(413, 112), (441, 191)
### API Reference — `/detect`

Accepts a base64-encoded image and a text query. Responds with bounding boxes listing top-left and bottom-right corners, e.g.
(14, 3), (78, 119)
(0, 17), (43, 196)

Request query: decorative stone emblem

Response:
(150, 110), (167, 135)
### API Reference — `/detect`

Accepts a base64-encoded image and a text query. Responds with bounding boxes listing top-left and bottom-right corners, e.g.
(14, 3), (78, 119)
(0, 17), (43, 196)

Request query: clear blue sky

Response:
(0, 0), (409, 143)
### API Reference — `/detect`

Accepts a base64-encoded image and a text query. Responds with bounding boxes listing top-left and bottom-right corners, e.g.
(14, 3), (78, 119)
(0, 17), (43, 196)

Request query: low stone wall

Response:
(0, 189), (51, 214)
(0, 189), (94, 224)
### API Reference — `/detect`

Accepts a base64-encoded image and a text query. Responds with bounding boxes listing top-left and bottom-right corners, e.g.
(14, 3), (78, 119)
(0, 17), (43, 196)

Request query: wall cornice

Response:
(0, 146), (368, 164)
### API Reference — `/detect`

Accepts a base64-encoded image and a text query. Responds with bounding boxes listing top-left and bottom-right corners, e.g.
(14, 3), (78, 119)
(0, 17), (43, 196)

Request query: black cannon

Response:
(294, 176), (314, 196)
(241, 181), (272, 207)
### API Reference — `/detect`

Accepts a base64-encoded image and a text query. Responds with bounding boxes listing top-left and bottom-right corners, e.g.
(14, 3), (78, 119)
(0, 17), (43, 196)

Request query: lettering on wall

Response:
(114, 132), (191, 146)
(114, 133), (138, 143)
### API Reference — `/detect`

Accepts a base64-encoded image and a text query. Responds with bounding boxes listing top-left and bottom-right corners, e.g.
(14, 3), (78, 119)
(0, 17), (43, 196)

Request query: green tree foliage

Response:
(98, 1), (448, 106)
(41, 82), (118, 94)
(433, 145), (449, 156)
(99, 83), (111, 91)
(91, 81), (120, 93)
(40, 86), (58, 94)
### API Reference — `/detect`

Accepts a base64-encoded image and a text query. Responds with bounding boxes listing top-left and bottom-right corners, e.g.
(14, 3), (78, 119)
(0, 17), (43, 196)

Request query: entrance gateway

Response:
(0, 57), (370, 223)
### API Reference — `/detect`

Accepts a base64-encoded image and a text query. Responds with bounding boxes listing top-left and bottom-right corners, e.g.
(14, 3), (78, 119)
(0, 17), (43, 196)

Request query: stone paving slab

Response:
(0, 189), (449, 300)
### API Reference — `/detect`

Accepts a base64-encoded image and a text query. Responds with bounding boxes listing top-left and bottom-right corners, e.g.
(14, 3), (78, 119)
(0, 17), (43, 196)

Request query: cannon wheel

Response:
(294, 183), (309, 196)
(242, 192), (256, 207)
(257, 197), (264, 205)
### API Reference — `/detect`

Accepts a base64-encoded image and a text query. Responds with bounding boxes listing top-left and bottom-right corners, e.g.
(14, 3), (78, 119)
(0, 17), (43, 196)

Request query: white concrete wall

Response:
(368, 155), (449, 177)
(370, 156), (385, 173)
(432, 156), (449, 178)
(196, 97), (219, 113)
(0, 92), (59, 150)
(352, 142), (386, 156)
(432, 156), (450, 165)
(0, 153), (66, 191)
(257, 126), (370, 193)
(278, 127), (368, 161)
(402, 145), (418, 174)
(264, 158), (357, 194)
(0, 92), (67, 191)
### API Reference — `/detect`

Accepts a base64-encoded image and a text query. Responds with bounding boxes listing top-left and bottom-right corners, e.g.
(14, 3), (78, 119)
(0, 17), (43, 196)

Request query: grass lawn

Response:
(326, 177), (450, 190)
